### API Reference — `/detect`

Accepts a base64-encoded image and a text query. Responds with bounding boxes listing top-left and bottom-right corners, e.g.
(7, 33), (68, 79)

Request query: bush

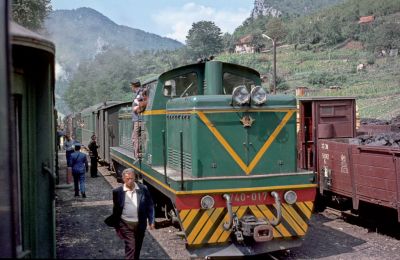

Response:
(270, 75), (290, 92)
(307, 72), (346, 87)
(367, 55), (375, 65)
(277, 81), (290, 91)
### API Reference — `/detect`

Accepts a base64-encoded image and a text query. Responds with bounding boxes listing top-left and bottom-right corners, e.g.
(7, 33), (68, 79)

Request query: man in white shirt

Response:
(105, 168), (155, 259)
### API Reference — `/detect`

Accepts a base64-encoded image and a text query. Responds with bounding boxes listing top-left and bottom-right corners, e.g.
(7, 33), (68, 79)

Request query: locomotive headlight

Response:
(284, 190), (297, 205)
(200, 195), (215, 209)
(232, 85), (250, 105)
(250, 86), (267, 105)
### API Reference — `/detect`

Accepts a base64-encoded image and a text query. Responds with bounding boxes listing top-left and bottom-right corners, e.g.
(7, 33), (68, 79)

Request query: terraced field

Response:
(218, 43), (400, 120)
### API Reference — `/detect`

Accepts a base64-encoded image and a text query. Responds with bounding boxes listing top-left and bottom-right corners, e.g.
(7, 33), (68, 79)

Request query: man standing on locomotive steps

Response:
(130, 79), (144, 159)
(105, 168), (155, 259)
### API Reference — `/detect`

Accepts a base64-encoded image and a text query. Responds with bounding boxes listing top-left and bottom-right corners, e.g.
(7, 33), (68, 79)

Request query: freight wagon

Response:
(298, 97), (400, 222)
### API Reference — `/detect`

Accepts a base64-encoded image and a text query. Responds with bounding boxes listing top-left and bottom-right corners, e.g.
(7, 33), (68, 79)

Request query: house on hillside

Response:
(235, 35), (256, 54)
(358, 15), (375, 33)
(358, 15), (375, 24)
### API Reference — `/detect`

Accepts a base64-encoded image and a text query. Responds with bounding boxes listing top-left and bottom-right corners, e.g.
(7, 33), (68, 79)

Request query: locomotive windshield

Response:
(223, 72), (257, 95)
(163, 72), (198, 98)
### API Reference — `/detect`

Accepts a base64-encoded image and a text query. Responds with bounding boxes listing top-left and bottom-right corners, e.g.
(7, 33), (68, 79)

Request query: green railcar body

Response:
(1, 21), (56, 258)
(76, 101), (124, 148)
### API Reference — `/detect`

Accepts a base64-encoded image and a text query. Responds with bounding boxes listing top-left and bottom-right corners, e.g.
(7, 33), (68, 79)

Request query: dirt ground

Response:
(55, 152), (171, 259)
(56, 152), (400, 259)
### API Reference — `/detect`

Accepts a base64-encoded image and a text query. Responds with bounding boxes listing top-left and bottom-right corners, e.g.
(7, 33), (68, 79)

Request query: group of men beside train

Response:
(62, 133), (100, 198)
(59, 79), (154, 259)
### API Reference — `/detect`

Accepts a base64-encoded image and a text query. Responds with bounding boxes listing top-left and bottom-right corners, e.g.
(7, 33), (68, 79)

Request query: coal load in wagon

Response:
(356, 133), (400, 148)
(359, 116), (400, 134)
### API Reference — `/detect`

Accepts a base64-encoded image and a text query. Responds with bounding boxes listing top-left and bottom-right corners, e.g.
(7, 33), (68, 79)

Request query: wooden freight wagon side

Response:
(318, 138), (400, 221)
(351, 146), (400, 216)
(318, 139), (354, 197)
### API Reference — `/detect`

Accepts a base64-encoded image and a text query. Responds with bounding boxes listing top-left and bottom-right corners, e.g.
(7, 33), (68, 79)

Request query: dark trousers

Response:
(117, 220), (145, 260)
(72, 171), (85, 195)
(90, 157), (98, 177)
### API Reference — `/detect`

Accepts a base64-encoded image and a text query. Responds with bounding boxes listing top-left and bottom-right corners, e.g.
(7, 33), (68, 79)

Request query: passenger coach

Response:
(0, 19), (56, 258)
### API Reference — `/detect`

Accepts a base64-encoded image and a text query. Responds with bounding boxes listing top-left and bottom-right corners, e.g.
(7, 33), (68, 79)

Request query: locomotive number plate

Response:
(231, 192), (268, 204)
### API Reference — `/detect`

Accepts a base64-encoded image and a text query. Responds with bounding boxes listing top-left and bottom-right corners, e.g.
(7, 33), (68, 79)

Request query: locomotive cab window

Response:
(163, 72), (198, 98)
(144, 81), (157, 109)
(223, 73), (256, 95)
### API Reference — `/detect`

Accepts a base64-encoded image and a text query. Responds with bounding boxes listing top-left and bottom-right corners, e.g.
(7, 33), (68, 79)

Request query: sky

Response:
(51, 0), (254, 43)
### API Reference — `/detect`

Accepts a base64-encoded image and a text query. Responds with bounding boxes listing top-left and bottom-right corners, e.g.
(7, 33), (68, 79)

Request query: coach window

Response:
(163, 72), (198, 98)
(223, 72), (256, 95)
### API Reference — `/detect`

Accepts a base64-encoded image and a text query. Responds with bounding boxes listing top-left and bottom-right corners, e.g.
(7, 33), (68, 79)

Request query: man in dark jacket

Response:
(105, 168), (155, 259)
(88, 134), (99, 177)
(70, 143), (88, 198)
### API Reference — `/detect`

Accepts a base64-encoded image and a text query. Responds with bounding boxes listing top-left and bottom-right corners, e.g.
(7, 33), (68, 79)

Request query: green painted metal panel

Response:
(145, 115), (166, 166)
(204, 61), (223, 95)
(167, 95), (295, 110)
(118, 109), (133, 151)
(0, 7), (13, 257)
(11, 43), (56, 258)
(111, 147), (314, 194)
(165, 95), (297, 177)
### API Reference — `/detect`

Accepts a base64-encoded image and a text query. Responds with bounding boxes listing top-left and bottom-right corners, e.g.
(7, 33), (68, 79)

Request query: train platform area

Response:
(55, 151), (171, 259)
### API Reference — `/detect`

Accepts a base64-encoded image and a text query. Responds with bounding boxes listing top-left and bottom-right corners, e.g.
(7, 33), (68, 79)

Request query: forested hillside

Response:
(236, 0), (344, 42)
(218, 0), (400, 119)
(59, 0), (400, 120)
(232, 0), (400, 52)
(44, 7), (184, 114)
(251, 0), (344, 18)
(63, 48), (189, 111)
(45, 7), (183, 76)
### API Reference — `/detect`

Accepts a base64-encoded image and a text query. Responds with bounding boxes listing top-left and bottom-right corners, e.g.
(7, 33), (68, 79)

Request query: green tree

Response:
(186, 21), (223, 59)
(64, 48), (137, 112)
(12, 0), (52, 30)
(250, 31), (265, 52)
(265, 17), (287, 43)
(222, 32), (235, 53)
(63, 46), (194, 112)
(366, 22), (400, 52)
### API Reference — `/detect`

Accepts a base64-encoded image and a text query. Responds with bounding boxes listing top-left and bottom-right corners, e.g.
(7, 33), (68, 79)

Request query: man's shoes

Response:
(82, 193), (87, 198)
(74, 193), (79, 197)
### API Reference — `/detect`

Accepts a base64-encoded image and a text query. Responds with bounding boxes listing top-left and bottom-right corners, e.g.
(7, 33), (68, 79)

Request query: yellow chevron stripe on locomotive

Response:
(178, 201), (314, 246)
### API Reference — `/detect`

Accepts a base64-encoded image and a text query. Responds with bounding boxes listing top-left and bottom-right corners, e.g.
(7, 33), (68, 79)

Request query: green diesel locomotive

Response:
(109, 60), (317, 257)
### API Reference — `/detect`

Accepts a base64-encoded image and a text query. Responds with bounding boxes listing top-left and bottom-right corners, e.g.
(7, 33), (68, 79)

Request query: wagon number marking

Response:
(231, 192), (268, 202)
(322, 153), (329, 165)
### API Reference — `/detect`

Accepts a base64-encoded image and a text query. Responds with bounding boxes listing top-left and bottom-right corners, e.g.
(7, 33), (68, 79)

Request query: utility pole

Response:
(262, 34), (276, 95)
